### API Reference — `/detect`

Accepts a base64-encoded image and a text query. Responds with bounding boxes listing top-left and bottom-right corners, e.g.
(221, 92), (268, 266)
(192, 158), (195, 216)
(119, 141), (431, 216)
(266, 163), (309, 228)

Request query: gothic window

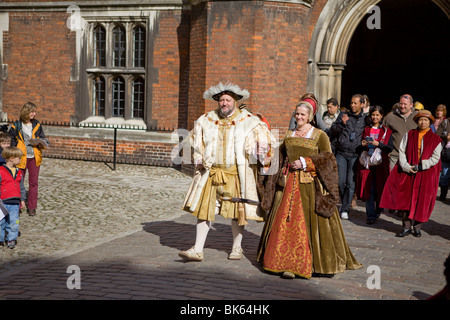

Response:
(93, 26), (106, 67)
(85, 21), (146, 124)
(133, 26), (145, 68)
(112, 76), (125, 117)
(132, 77), (145, 119)
(112, 26), (126, 68)
(93, 75), (105, 116)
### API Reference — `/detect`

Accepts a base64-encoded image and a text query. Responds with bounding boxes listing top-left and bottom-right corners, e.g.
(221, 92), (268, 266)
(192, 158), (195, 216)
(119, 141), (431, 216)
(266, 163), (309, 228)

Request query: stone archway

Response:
(307, 0), (450, 113)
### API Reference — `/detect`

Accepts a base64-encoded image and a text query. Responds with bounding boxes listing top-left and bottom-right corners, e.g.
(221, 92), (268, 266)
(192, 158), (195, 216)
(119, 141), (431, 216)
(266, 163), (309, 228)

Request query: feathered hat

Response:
(203, 82), (250, 101)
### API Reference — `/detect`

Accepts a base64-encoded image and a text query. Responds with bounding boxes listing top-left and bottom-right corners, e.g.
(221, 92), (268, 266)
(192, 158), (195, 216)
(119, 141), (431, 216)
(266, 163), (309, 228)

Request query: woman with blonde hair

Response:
(8, 102), (47, 216)
(258, 97), (362, 279)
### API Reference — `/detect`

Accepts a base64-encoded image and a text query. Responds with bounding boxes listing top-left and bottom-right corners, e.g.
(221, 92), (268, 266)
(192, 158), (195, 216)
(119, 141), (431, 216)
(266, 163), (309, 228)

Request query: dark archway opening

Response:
(342, 0), (450, 115)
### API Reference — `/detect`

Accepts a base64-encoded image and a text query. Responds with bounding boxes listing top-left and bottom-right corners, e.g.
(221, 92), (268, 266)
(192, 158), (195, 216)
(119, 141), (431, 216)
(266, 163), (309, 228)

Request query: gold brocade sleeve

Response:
(303, 157), (316, 174)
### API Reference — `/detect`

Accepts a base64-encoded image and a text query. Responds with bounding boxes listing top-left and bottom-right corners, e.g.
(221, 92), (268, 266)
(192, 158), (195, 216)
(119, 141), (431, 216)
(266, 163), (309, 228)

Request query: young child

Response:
(0, 147), (26, 249)
(0, 132), (11, 166)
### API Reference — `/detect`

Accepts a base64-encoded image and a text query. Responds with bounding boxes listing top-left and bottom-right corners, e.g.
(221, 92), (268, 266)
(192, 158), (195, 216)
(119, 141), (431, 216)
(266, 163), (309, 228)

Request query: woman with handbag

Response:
(257, 97), (362, 279)
(356, 106), (393, 224)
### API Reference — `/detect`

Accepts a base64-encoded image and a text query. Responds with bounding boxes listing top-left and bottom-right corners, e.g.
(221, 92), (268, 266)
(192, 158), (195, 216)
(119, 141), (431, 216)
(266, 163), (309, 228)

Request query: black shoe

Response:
(439, 186), (448, 201)
(413, 228), (422, 238)
(366, 219), (375, 225)
(396, 229), (412, 237)
(312, 273), (335, 278)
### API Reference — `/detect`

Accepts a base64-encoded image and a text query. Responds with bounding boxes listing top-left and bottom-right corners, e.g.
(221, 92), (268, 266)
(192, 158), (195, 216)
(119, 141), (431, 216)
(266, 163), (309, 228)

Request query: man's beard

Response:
(219, 106), (235, 117)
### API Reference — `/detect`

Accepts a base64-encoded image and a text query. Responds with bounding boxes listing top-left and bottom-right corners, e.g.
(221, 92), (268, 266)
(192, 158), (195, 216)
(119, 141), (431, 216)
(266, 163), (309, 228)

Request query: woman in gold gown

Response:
(257, 97), (362, 279)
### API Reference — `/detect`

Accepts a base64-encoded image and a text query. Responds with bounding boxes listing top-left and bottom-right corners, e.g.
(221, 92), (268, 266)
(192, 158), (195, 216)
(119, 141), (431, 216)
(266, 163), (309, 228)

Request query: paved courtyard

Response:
(0, 158), (449, 305)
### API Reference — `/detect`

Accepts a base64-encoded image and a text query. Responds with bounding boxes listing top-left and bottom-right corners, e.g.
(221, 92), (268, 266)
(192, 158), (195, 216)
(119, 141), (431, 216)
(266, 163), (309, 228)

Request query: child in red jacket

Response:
(0, 147), (26, 249)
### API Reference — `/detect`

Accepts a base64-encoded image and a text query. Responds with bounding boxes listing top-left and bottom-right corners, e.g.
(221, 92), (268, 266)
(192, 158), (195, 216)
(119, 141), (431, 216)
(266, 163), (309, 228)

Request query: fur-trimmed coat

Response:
(184, 108), (276, 223)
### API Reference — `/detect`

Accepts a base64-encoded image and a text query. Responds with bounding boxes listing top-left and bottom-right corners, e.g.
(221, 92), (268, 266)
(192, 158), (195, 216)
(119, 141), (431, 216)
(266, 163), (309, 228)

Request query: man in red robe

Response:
(380, 110), (442, 237)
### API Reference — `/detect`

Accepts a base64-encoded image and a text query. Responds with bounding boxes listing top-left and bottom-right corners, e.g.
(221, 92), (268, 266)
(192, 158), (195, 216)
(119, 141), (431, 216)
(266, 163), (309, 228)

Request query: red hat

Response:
(301, 98), (317, 115)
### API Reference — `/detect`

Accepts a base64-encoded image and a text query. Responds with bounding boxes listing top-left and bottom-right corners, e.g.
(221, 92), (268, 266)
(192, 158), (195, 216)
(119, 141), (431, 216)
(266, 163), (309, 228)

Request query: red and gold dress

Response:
(258, 128), (362, 278)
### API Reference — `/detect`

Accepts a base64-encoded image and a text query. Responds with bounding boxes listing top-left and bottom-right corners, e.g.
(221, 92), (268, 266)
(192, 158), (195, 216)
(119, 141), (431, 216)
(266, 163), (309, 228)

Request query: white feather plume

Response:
(203, 82), (250, 101)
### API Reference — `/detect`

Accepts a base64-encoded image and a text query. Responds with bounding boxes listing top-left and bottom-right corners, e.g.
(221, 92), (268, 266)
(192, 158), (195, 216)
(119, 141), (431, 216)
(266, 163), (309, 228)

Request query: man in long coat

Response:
(179, 82), (276, 261)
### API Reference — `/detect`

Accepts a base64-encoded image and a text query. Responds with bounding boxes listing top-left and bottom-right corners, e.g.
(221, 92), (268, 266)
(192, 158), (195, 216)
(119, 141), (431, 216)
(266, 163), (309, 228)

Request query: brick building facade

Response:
(0, 0), (448, 167)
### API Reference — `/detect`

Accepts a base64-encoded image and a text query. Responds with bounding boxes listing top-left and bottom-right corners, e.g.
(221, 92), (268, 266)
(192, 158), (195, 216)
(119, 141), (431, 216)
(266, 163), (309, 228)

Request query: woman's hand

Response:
(362, 138), (380, 147)
(290, 159), (303, 171)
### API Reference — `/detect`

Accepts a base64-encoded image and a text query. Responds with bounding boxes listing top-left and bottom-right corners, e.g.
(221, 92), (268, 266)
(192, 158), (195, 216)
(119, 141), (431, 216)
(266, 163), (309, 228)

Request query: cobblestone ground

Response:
(0, 158), (191, 274)
(0, 158), (448, 302)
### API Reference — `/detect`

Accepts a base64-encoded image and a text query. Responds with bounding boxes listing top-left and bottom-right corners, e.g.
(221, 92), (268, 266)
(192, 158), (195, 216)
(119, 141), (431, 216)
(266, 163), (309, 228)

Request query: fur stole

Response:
(310, 152), (340, 218)
(259, 147), (286, 212)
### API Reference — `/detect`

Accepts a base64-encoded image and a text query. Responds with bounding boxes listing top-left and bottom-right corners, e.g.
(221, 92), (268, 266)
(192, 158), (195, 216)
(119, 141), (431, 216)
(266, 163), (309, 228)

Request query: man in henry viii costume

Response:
(179, 82), (276, 262)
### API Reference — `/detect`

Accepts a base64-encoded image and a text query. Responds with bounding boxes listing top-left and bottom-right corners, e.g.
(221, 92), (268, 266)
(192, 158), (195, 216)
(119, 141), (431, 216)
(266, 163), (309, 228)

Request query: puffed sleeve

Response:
(245, 122), (277, 166)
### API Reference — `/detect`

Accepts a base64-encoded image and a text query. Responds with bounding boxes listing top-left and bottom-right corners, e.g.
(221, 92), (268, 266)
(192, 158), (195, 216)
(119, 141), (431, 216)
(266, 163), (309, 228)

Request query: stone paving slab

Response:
(0, 158), (191, 275)
(0, 158), (449, 303)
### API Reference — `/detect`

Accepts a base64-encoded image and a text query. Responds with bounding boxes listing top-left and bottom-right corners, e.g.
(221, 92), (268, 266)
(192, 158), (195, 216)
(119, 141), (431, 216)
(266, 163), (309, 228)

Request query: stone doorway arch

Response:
(307, 0), (450, 113)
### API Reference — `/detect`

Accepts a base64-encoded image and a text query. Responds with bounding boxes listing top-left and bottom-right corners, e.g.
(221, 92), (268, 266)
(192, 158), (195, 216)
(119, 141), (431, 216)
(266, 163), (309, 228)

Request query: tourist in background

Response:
(330, 94), (367, 220)
(382, 94), (418, 171)
(8, 102), (47, 216)
(356, 106), (393, 224)
(380, 110), (442, 237)
(435, 104), (449, 200)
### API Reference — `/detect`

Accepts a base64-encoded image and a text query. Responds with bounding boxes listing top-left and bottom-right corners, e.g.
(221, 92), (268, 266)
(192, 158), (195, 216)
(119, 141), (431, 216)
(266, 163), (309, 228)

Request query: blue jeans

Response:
(336, 154), (357, 214)
(439, 161), (450, 186)
(0, 204), (20, 242)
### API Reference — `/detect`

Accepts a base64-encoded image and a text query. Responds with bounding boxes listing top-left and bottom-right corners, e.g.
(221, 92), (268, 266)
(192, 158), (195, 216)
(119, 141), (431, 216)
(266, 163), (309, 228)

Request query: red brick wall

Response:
(186, 2), (208, 128)
(2, 11), (76, 122)
(152, 9), (190, 130)
(249, 1), (312, 136)
(1, 1), (329, 167)
(2, 1), (327, 132)
(186, 1), (319, 136)
(44, 132), (175, 166)
(2, 9), (190, 130)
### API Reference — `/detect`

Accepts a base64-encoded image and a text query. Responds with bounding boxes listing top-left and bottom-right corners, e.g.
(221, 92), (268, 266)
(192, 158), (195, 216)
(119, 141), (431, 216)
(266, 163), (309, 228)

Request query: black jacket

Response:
(330, 111), (367, 158)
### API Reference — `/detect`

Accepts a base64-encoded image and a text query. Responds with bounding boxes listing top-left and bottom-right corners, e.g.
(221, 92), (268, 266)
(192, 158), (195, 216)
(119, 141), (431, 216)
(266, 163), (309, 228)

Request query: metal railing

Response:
(3, 119), (178, 170)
